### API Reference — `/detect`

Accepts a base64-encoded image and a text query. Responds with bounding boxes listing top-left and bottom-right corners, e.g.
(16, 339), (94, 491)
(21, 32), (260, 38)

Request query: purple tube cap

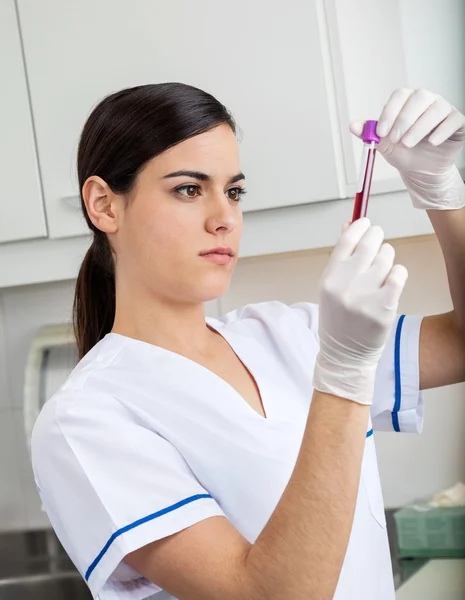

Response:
(362, 120), (380, 144)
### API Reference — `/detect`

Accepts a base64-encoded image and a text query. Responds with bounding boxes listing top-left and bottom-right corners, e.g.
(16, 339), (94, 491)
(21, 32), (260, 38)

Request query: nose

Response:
(204, 190), (240, 234)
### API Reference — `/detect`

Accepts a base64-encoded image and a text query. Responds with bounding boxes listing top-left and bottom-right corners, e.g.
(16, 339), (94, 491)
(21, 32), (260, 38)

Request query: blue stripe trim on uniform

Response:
(366, 428), (373, 438)
(392, 315), (406, 433)
(85, 493), (213, 581)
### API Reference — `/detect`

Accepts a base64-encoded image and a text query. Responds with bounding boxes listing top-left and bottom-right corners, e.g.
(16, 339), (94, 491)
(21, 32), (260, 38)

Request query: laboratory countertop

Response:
(395, 559), (465, 599)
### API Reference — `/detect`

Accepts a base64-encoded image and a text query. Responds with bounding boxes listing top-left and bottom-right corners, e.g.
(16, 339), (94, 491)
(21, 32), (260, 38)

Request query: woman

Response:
(31, 83), (465, 600)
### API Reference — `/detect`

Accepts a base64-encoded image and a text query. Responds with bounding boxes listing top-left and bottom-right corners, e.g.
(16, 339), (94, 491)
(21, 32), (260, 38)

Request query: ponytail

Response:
(73, 233), (115, 359)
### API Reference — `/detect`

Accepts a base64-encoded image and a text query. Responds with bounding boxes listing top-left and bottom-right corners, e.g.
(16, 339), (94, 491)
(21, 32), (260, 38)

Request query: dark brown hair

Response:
(73, 83), (236, 359)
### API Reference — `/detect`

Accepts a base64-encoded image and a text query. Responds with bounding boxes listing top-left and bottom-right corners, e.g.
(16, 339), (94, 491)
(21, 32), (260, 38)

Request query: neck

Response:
(111, 283), (217, 359)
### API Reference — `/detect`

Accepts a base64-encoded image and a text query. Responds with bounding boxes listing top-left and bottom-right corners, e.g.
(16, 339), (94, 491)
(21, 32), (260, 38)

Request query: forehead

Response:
(150, 124), (240, 173)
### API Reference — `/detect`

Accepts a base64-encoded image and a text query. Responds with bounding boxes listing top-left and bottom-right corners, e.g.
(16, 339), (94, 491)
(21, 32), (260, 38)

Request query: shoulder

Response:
(213, 300), (319, 333)
(210, 300), (320, 346)
(31, 334), (134, 466)
(30, 382), (144, 499)
(31, 388), (126, 456)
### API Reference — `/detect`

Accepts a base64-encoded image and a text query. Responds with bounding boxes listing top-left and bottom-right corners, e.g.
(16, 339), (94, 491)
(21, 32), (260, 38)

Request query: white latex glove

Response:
(351, 89), (465, 210)
(313, 218), (408, 405)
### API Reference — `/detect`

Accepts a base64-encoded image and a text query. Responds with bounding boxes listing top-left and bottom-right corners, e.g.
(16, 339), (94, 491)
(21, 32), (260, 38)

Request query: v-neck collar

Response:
(203, 320), (299, 425)
(206, 317), (269, 421)
(105, 320), (273, 422)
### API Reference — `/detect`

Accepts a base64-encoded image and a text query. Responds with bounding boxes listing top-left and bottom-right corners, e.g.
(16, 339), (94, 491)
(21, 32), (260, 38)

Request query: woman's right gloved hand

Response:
(313, 218), (408, 405)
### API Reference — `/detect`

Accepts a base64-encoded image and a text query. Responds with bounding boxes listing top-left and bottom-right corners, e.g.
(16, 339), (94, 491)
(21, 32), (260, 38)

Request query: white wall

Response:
(0, 279), (76, 530)
(0, 233), (464, 532)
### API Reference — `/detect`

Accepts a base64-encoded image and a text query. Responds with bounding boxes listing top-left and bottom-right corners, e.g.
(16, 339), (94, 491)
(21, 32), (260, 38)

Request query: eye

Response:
(227, 187), (247, 202)
(176, 185), (200, 198)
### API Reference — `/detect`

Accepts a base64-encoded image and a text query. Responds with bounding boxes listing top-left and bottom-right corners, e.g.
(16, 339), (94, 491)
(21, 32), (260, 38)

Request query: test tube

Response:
(351, 120), (380, 222)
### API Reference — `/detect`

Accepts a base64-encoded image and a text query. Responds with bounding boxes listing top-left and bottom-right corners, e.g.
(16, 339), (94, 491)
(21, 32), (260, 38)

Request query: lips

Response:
(199, 247), (234, 265)
(199, 247), (234, 257)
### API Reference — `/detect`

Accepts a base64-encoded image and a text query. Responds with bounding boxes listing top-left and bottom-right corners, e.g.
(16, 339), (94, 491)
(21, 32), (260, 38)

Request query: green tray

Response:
(394, 505), (465, 558)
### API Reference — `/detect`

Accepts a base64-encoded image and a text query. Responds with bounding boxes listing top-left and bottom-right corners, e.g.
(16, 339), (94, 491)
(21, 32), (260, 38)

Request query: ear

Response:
(82, 176), (125, 233)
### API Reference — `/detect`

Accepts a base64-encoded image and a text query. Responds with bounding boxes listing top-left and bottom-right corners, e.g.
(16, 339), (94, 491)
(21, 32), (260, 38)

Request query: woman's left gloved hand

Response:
(350, 88), (465, 210)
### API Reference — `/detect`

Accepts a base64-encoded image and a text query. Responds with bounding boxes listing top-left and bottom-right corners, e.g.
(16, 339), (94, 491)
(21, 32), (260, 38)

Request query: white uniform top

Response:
(31, 301), (424, 600)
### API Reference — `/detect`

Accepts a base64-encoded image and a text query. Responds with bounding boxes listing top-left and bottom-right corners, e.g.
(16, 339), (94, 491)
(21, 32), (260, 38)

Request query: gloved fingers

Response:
(381, 264), (409, 307)
(351, 224), (385, 270)
(349, 120), (365, 139)
(330, 217), (371, 262)
(341, 221), (351, 234)
(376, 88), (414, 138)
(428, 109), (465, 145)
(369, 243), (396, 285)
(401, 96), (453, 147)
(384, 89), (438, 144)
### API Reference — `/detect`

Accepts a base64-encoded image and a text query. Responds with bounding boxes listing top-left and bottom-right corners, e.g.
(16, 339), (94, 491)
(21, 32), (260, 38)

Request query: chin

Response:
(196, 275), (233, 303)
(200, 286), (231, 303)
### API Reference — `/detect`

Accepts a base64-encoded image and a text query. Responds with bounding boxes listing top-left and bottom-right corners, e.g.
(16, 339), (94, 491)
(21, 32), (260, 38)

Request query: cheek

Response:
(236, 214), (243, 235)
(128, 202), (195, 264)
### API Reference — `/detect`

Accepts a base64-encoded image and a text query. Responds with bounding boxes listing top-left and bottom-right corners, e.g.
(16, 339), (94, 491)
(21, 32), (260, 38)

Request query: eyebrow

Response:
(162, 170), (246, 185)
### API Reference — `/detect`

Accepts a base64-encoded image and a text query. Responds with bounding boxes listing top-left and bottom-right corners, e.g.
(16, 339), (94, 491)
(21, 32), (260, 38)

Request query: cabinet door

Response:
(0, 0), (46, 243)
(327, 0), (465, 196)
(326, 0), (408, 196)
(17, 0), (342, 240)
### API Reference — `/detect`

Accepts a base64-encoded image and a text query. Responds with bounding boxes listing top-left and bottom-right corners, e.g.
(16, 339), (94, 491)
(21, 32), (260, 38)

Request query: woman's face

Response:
(113, 124), (244, 304)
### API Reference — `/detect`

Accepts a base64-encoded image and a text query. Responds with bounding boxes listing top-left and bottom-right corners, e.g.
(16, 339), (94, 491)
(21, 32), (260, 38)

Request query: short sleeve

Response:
(31, 395), (225, 600)
(372, 314), (424, 434)
(288, 302), (424, 434)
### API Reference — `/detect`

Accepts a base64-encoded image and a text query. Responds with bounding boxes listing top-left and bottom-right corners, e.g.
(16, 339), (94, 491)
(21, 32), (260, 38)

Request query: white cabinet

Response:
(0, 0), (46, 244)
(17, 0), (342, 240)
(1, 0), (463, 286)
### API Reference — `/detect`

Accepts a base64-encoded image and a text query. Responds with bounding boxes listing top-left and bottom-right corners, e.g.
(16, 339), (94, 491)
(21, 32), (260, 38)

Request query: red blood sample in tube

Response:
(351, 120), (380, 222)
